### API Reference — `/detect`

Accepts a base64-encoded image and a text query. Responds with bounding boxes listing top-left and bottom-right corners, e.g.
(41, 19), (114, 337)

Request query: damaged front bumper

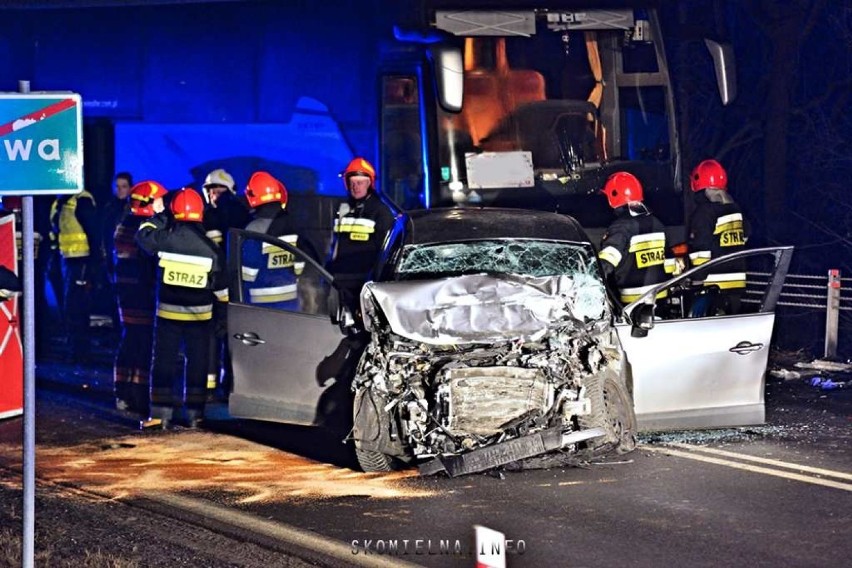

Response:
(418, 427), (605, 477)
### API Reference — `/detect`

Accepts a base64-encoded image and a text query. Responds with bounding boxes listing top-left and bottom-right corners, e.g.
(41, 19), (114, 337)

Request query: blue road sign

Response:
(0, 93), (83, 195)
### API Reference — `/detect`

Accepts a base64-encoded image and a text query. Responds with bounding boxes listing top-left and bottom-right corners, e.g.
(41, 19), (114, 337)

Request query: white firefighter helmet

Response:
(202, 168), (236, 203)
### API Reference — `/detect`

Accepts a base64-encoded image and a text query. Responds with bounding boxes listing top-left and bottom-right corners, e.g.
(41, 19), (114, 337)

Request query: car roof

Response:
(404, 207), (592, 245)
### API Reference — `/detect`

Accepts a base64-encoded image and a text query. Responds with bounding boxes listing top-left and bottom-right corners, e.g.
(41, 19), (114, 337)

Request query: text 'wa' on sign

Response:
(0, 92), (83, 195)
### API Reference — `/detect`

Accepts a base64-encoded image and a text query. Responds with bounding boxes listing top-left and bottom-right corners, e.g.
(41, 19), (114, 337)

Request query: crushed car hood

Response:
(361, 273), (607, 345)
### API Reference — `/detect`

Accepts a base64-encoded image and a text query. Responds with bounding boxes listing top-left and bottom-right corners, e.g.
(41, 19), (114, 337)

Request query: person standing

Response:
(201, 168), (249, 246)
(326, 157), (397, 320)
(136, 188), (227, 429)
(112, 181), (167, 415)
(687, 159), (750, 315)
(318, 158), (396, 431)
(598, 171), (675, 304)
(102, 172), (134, 330)
(201, 168), (247, 398)
(49, 189), (99, 360)
(240, 171), (321, 311)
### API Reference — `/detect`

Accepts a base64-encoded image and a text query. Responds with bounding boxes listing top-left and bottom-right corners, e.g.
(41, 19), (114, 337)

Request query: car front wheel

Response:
(579, 368), (637, 455)
(355, 448), (397, 472)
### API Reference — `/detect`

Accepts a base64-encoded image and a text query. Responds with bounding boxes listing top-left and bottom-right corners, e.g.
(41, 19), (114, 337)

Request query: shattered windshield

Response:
(396, 239), (601, 280)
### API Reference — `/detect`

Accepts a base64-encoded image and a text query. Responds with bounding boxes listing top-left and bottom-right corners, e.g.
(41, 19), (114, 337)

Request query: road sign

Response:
(0, 93), (83, 195)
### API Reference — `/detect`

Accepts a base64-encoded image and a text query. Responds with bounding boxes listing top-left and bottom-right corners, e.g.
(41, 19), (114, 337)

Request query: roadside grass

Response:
(0, 512), (139, 568)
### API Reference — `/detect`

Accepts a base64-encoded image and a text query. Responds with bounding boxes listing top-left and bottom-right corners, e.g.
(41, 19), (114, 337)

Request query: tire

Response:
(578, 369), (637, 455)
(355, 448), (396, 472)
(352, 387), (407, 472)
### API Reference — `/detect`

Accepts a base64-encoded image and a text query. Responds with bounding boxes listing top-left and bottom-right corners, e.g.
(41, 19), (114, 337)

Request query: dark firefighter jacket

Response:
(687, 191), (750, 289)
(113, 210), (156, 326)
(136, 213), (228, 322)
(326, 192), (395, 290)
(203, 192), (250, 247)
(598, 204), (676, 303)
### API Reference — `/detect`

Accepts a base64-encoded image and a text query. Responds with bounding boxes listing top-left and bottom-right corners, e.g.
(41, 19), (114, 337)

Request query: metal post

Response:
(18, 78), (36, 568)
(824, 269), (841, 359)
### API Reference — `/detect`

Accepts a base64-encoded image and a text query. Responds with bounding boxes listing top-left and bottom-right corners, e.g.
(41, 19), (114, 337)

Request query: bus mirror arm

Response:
(705, 39), (737, 105)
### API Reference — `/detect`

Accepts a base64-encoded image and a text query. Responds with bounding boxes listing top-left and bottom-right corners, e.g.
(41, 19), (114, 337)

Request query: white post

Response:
(18, 79), (36, 568)
(824, 269), (840, 359)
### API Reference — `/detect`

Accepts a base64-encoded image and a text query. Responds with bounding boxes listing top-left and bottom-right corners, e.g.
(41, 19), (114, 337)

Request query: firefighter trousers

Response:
(150, 317), (212, 417)
(61, 257), (91, 358)
(114, 322), (153, 414)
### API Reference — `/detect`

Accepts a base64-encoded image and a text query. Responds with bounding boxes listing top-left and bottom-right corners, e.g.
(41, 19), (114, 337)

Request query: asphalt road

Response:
(1, 357), (849, 567)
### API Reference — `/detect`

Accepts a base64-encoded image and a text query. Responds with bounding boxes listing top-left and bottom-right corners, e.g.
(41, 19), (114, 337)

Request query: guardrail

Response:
(745, 269), (852, 358)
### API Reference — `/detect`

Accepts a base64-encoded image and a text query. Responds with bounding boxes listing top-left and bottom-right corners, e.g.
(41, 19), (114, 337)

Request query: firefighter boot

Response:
(141, 406), (173, 430)
(183, 408), (203, 430)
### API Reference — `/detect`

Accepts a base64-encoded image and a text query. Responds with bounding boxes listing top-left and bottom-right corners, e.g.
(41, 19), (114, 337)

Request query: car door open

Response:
(616, 246), (793, 430)
(227, 229), (348, 426)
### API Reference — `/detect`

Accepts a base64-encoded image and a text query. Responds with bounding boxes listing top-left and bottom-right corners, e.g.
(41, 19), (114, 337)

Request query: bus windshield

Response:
(430, 10), (679, 227)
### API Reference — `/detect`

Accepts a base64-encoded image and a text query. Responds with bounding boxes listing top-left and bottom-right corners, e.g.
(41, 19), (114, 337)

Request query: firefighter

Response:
(598, 171), (676, 304)
(202, 168), (249, 246)
(687, 159), (750, 316)
(112, 181), (166, 415)
(240, 171), (320, 311)
(326, 157), (397, 320)
(136, 188), (227, 429)
(201, 168), (247, 398)
(318, 158), (396, 429)
(50, 189), (99, 360)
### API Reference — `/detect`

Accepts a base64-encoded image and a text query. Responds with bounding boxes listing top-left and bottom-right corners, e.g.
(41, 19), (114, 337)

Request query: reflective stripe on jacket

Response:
(599, 208), (670, 302)
(688, 198), (749, 288)
(156, 302), (214, 321)
(57, 192), (95, 258)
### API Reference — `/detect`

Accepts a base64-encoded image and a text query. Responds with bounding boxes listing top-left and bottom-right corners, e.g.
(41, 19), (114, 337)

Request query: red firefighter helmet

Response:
(129, 181), (168, 217)
(244, 171), (287, 209)
(602, 172), (644, 209)
(170, 188), (205, 222)
(690, 159), (728, 192)
(341, 157), (376, 190)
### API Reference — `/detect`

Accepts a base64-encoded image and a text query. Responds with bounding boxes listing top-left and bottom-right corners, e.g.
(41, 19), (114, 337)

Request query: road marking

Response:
(643, 446), (852, 492)
(665, 443), (852, 482)
(148, 492), (426, 568)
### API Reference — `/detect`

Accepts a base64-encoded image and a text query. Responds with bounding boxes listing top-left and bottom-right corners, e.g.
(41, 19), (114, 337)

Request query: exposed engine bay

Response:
(352, 272), (635, 476)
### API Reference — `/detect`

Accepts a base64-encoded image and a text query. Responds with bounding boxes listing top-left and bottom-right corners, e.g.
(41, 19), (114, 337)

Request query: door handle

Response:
(233, 332), (266, 346)
(729, 341), (763, 355)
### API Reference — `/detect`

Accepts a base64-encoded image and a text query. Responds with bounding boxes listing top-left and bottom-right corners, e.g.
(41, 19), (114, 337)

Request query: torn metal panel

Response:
(418, 427), (605, 477)
(362, 272), (606, 345)
(441, 366), (549, 436)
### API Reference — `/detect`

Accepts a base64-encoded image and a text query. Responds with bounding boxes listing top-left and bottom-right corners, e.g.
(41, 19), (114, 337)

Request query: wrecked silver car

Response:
(226, 208), (792, 477)
(352, 211), (635, 475)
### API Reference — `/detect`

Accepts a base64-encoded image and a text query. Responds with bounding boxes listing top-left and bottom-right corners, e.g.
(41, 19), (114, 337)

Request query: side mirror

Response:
(429, 44), (464, 113)
(630, 303), (655, 338)
(705, 39), (737, 105)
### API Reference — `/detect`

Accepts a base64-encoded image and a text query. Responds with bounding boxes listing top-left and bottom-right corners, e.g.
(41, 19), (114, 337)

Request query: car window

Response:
(396, 239), (601, 279)
(643, 248), (791, 321)
(233, 232), (330, 316)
